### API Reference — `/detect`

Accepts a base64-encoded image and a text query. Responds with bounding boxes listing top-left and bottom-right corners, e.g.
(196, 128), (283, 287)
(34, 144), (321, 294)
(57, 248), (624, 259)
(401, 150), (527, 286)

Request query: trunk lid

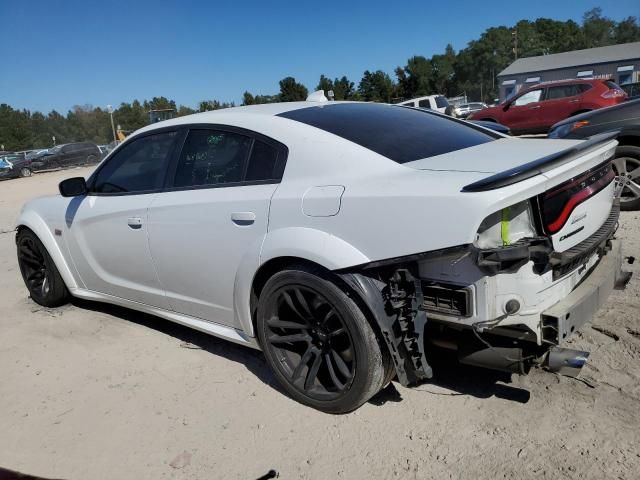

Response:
(407, 134), (618, 253)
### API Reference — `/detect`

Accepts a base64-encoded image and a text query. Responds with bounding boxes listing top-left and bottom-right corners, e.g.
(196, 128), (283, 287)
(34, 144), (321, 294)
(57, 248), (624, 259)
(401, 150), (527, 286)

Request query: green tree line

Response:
(1, 8), (638, 151)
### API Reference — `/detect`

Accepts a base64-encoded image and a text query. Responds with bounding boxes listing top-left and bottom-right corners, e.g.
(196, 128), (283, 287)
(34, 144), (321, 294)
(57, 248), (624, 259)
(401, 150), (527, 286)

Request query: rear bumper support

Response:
(542, 238), (630, 345)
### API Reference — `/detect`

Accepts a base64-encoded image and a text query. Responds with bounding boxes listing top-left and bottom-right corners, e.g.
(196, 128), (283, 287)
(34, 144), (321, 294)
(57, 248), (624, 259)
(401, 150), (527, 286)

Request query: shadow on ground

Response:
(70, 298), (530, 407)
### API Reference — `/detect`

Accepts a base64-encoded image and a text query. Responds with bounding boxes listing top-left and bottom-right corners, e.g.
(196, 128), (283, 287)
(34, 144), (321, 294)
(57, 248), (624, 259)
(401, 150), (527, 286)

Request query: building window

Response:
(525, 77), (541, 83)
(617, 65), (635, 85)
(577, 70), (594, 78)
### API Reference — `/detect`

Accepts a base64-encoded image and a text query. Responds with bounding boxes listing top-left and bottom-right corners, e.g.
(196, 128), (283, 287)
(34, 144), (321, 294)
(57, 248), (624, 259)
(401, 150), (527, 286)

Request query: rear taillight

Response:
(601, 89), (626, 99)
(541, 161), (615, 234)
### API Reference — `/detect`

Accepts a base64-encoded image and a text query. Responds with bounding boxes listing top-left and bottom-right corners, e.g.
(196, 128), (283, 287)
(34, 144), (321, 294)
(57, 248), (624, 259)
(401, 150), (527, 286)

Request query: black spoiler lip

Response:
(461, 131), (619, 192)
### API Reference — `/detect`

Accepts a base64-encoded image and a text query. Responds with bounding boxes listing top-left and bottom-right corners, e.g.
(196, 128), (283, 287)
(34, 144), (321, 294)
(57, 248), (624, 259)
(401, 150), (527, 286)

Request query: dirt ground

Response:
(0, 167), (639, 480)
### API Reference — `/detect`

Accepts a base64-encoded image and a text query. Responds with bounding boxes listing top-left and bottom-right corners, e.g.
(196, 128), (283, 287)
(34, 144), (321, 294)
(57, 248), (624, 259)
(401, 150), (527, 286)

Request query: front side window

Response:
(92, 131), (177, 193)
(513, 89), (542, 106)
(173, 130), (252, 188)
(418, 99), (431, 109)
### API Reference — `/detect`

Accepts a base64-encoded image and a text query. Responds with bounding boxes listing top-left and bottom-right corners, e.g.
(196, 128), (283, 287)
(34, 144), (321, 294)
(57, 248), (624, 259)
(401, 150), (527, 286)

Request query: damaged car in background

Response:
(15, 95), (632, 413)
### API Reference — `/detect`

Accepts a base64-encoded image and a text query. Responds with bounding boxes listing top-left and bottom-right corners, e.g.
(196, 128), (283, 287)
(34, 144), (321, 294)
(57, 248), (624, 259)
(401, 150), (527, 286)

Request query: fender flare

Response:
(234, 227), (370, 338)
(16, 211), (79, 291)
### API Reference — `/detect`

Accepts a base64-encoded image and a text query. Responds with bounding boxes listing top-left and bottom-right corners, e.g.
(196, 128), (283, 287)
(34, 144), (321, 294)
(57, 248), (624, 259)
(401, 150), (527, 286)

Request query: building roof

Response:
(498, 41), (640, 77)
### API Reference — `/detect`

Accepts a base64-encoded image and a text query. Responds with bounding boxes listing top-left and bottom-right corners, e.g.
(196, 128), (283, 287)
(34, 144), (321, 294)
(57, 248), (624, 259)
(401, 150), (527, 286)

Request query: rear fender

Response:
(237, 227), (370, 338)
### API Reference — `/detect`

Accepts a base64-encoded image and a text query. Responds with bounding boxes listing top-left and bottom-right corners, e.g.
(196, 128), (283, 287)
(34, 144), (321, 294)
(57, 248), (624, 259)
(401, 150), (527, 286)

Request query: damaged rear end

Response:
(340, 132), (632, 385)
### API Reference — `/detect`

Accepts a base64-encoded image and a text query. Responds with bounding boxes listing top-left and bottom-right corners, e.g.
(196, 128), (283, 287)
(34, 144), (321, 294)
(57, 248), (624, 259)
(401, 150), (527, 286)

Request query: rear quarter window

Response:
(278, 103), (496, 164)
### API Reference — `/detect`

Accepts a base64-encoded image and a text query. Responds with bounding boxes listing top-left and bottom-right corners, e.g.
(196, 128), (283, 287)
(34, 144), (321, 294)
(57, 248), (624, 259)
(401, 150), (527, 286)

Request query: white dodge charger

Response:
(16, 95), (631, 412)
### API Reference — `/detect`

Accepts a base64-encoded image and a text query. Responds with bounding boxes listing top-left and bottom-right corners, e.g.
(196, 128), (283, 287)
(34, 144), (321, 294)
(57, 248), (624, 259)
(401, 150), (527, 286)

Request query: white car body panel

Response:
(16, 101), (620, 350)
(147, 183), (278, 326)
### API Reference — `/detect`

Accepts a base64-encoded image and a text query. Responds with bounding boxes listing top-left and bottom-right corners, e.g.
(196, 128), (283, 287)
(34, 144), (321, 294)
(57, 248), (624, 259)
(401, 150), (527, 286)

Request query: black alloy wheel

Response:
(263, 285), (355, 399)
(257, 266), (390, 413)
(16, 229), (69, 307)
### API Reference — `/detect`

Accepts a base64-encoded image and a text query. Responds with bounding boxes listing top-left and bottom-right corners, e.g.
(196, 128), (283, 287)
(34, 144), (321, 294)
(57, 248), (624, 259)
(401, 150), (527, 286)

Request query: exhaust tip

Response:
(546, 346), (590, 377)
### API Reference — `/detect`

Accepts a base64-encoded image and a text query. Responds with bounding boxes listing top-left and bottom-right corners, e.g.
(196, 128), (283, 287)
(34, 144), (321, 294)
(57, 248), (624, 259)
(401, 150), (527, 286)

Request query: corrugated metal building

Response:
(497, 42), (640, 101)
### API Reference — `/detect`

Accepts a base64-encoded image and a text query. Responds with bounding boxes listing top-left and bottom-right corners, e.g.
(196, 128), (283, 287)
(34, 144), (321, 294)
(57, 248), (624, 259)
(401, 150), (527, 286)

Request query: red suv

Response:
(468, 79), (627, 135)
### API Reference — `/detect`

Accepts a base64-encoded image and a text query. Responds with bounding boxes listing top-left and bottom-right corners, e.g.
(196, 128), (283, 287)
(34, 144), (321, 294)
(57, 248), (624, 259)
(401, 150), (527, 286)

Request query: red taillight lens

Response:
(541, 161), (615, 234)
(601, 89), (626, 99)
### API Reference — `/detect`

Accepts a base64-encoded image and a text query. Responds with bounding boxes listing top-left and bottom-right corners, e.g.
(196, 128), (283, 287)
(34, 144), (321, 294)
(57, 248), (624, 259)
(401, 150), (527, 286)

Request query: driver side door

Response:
(500, 88), (543, 133)
(64, 130), (180, 308)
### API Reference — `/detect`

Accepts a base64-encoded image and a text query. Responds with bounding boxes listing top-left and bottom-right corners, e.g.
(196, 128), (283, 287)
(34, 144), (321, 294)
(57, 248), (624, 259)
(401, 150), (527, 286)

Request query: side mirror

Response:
(59, 177), (87, 197)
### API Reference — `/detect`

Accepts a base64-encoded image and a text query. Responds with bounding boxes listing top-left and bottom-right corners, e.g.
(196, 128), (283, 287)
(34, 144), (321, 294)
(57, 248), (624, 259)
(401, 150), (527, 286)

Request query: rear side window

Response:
(173, 130), (252, 187)
(418, 99), (431, 109)
(92, 132), (177, 194)
(246, 140), (279, 181)
(546, 84), (580, 100)
(278, 103), (496, 164)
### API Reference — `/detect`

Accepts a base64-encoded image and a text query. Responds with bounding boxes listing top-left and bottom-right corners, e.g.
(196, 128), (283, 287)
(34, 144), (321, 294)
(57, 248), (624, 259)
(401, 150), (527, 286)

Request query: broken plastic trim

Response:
(339, 269), (433, 387)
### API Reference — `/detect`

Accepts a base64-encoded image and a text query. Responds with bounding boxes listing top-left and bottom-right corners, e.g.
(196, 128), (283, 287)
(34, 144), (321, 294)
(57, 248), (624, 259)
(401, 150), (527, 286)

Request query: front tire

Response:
(20, 167), (32, 177)
(16, 229), (69, 307)
(612, 146), (640, 211)
(257, 266), (388, 413)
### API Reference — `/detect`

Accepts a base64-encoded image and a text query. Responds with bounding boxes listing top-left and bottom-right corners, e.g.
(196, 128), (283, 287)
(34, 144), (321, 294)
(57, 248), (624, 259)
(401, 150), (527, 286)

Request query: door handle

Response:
(528, 105), (541, 109)
(231, 212), (256, 226)
(127, 217), (143, 229)
(569, 99), (580, 103)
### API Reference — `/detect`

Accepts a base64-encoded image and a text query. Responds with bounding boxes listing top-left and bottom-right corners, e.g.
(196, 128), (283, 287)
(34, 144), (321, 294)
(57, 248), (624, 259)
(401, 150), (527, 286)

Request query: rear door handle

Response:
(231, 212), (256, 226)
(529, 105), (541, 109)
(127, 217), (143, 229)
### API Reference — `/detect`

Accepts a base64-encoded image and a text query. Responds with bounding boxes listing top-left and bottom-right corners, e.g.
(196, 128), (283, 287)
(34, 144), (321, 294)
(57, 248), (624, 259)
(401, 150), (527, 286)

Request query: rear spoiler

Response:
(461, 131), (619, 192)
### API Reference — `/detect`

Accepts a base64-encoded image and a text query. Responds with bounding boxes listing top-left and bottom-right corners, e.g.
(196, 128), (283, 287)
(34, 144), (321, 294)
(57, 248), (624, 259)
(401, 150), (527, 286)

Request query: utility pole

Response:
(107, 105), (117, 145)
(512, 29), (518, 60)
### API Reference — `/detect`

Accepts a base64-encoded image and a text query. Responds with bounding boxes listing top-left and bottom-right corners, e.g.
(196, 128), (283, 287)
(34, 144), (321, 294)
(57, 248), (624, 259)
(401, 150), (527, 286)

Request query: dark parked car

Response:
(0, 152), (32, 179)
(621, 82), (640, 99)
(469, 79), (627, 135)
(31, 142), (101, 171)
(469, 120), (511, 135)
(548, 98), (640, 211)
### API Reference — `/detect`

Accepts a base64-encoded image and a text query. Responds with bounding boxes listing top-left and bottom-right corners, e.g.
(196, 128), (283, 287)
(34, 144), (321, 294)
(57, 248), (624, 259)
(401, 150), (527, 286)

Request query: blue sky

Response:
(1, 0), (638, 113)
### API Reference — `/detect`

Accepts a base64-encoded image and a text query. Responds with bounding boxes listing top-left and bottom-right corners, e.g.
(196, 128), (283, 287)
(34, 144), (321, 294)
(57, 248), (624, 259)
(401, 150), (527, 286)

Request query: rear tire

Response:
(86, 154), (97, 164)
(16, 229), (69, 307)
(612, 146), (640, 211)
(257, 265), (388, 413)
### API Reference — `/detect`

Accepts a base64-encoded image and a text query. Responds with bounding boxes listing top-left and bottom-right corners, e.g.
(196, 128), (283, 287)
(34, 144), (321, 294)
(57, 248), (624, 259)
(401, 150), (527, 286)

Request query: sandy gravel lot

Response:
(0, 168), (639, 480)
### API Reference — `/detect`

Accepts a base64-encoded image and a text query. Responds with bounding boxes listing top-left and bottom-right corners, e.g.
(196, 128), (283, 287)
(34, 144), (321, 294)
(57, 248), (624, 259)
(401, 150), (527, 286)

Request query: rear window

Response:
(278, 103), (496, 164)
(604, 80), (622, 90)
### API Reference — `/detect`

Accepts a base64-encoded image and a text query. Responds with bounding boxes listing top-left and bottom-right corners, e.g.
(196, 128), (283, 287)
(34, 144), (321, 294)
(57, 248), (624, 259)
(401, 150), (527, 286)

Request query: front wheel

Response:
(19, 167), (32, 177)
(612, 146), (640, 211)
(16, 229), (69, 307)
(257, 266), (389, 413)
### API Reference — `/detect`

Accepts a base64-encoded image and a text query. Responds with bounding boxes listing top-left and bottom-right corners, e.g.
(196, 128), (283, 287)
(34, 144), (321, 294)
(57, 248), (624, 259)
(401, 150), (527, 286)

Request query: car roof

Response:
(134, 100), (357, 135)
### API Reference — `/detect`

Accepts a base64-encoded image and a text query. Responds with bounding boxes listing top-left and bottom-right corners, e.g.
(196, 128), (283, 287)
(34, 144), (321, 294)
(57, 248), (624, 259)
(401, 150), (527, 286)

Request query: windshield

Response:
(278, 103), (496, 164)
